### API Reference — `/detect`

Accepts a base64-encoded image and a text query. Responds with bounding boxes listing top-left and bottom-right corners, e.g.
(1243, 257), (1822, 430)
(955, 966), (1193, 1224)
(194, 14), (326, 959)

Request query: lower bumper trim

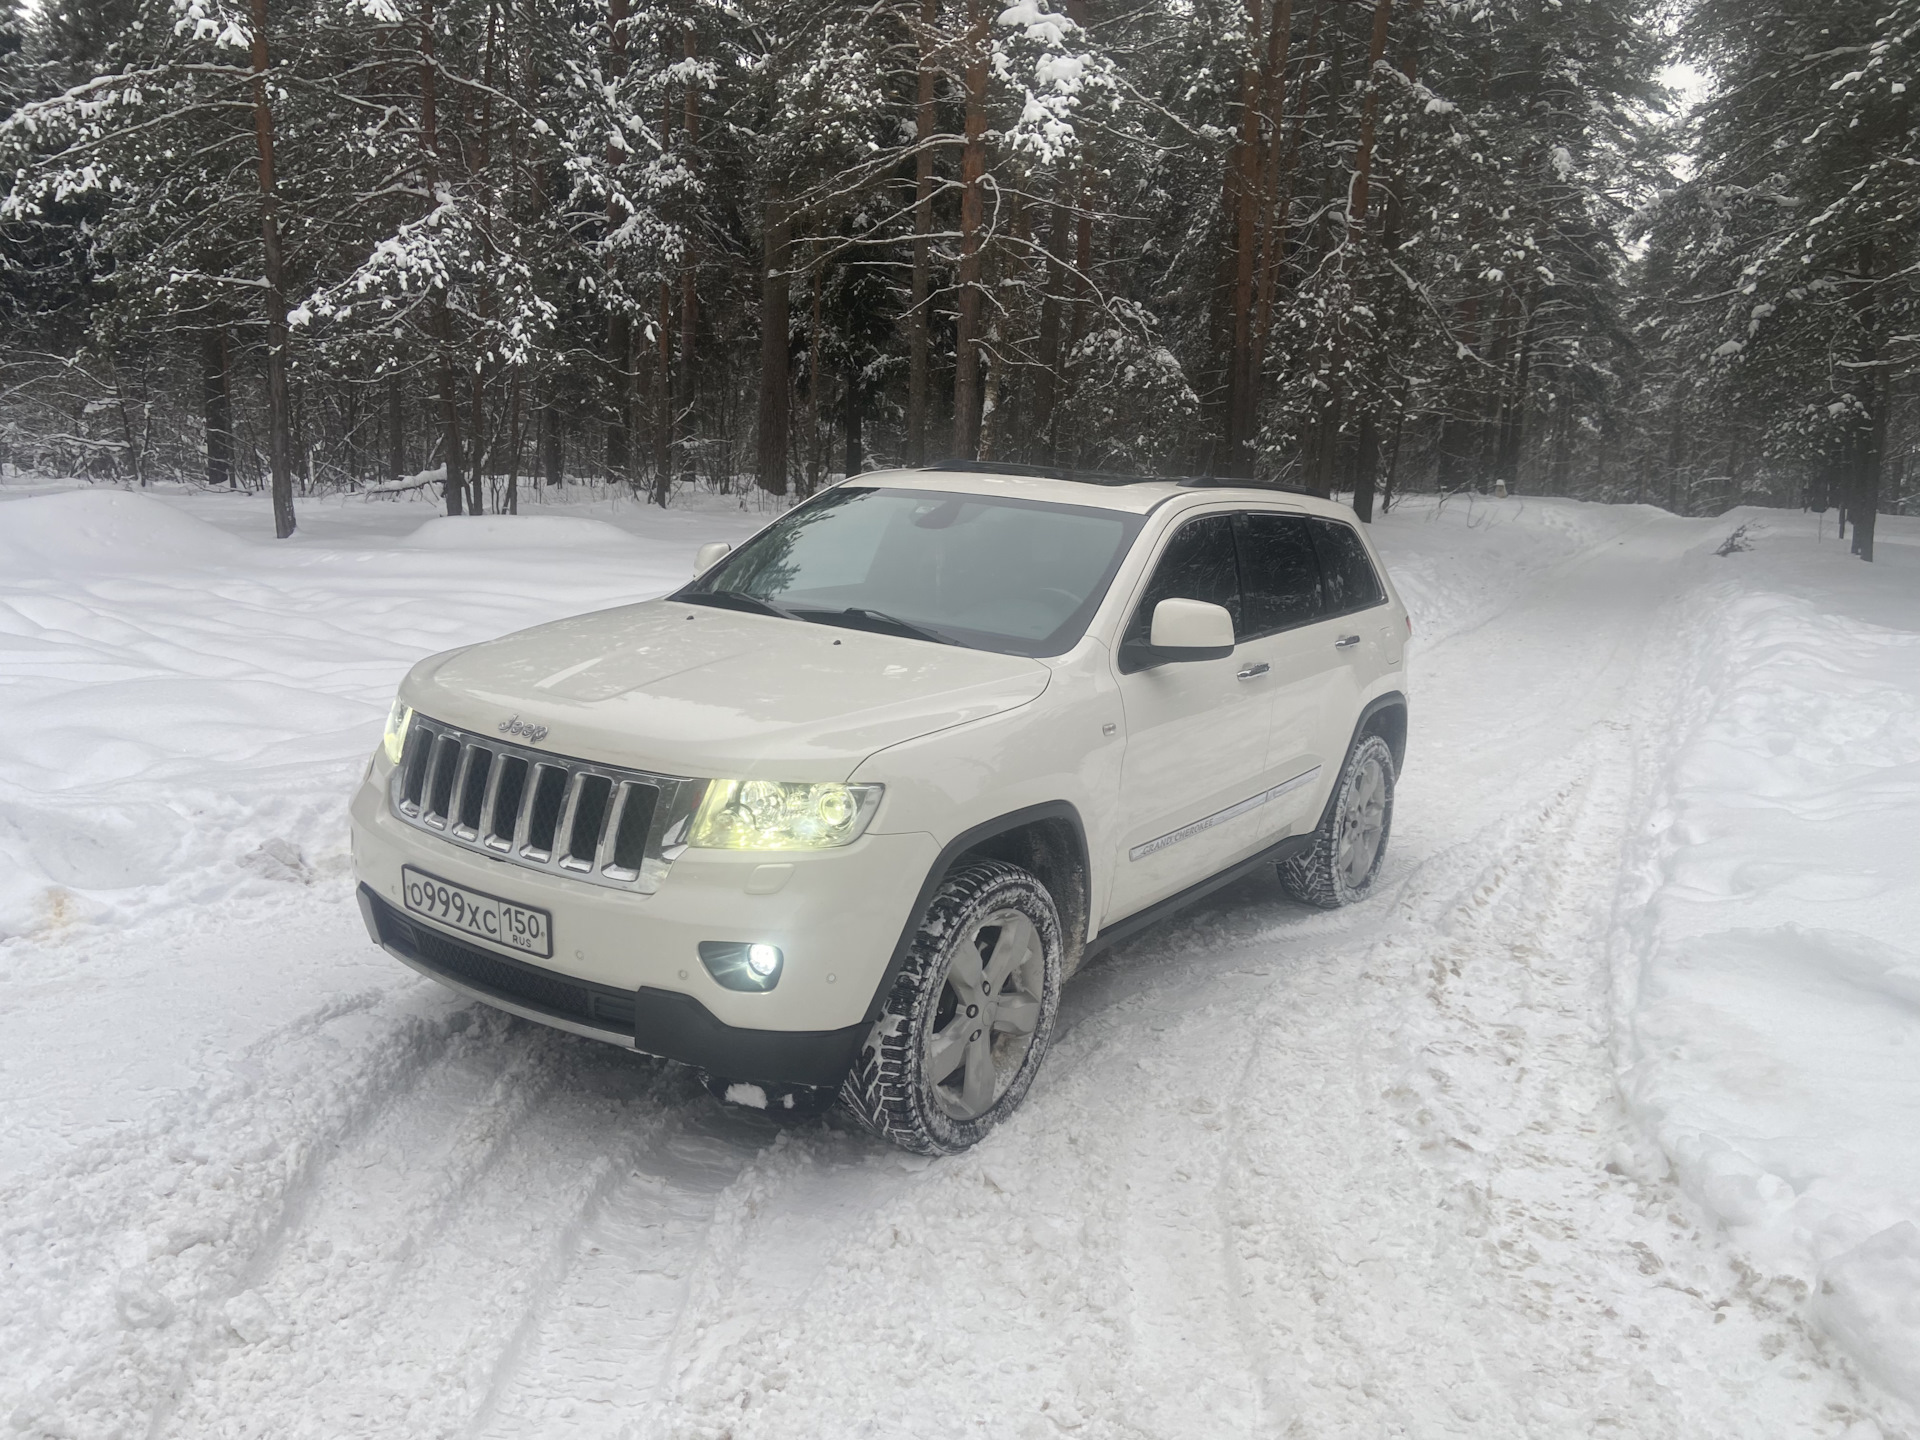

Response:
(357, 885), (866, 1088)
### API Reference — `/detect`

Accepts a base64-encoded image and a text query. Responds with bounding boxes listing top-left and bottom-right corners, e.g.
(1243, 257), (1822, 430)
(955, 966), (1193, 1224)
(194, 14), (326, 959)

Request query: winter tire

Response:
(1278, 732), (1395, 908)
(839, 860), (1062, 1155)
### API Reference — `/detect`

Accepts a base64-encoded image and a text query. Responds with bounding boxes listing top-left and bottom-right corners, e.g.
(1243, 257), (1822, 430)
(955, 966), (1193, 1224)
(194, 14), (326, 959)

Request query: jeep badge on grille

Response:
(498, 715), (549, 744)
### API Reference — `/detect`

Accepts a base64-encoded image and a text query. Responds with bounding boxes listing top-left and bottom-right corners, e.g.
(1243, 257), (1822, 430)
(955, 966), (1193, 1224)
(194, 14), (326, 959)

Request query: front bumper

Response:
(357, 887), (866, 1085)
(349, 761), (939, 1084)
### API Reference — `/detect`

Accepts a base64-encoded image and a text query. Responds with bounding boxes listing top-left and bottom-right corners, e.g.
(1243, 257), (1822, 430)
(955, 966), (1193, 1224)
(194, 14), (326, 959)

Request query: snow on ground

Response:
(1618, 510), (1920, 1408)
(0, 479), (1915, 1439)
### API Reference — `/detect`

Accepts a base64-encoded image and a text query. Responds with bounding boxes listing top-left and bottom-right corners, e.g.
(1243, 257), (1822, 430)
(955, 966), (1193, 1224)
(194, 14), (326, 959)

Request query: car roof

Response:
(845, 464), (1361, 521)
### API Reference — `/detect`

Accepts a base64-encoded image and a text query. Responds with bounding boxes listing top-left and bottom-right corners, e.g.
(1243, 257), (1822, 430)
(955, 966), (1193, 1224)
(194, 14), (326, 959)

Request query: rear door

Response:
(1306, 516), (1395, 774)
(1110, 513), (1274, 914)
(1233, 511), (1349, 835)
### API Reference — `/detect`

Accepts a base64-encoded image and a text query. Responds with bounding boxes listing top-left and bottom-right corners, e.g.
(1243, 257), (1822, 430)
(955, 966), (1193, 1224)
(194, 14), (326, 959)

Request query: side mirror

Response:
(1148, 598), (1235, 660)
(693, 541), (732, 576)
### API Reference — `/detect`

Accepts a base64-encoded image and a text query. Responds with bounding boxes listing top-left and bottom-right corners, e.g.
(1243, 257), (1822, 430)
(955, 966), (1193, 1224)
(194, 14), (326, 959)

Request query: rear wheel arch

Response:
(1328, 687), (1405, 814)
(1360, 693), (1408, 777)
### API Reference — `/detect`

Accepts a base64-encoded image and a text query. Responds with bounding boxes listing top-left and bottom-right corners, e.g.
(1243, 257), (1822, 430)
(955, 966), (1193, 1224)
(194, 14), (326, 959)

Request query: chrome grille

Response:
(389, 715), (705, 894)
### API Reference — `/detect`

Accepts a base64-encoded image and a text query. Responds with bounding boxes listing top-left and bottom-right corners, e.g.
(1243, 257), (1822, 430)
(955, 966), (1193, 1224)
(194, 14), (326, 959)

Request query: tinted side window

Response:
(1311, 519), (1386, 613)
(1121, 514), (1241, 662)
(1237, 513), (1324, 636)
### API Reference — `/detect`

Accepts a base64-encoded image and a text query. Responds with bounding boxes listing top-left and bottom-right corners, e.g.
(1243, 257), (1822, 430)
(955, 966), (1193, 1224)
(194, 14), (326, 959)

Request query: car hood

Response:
(401, 599), (1052, 780)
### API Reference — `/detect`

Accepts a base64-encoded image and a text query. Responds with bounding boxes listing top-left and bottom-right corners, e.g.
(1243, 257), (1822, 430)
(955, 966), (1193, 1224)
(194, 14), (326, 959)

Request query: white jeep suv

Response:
(350, 466), (1409, 1153)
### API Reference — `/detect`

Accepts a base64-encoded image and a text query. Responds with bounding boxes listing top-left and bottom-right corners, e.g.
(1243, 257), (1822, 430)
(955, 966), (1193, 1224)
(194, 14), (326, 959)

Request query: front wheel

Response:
(839, 860), (1062, 1154)
(1278, 733), (1395, 908)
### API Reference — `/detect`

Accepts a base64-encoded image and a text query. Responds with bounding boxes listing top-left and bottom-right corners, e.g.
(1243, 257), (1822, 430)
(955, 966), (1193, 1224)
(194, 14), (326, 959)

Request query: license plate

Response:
(401, 866), (553, 959)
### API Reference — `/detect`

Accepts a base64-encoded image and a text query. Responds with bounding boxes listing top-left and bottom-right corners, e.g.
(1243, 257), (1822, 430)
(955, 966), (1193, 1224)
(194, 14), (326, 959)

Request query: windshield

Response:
(676, 486), (1144, 656)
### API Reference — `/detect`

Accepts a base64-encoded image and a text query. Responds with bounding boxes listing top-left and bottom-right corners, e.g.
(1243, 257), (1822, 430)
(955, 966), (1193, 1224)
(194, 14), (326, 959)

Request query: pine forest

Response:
(1, 0), (1916, 555)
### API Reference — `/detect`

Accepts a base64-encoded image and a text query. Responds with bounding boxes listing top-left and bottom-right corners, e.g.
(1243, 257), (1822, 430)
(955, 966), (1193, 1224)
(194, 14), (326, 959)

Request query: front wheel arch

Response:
(859, 801), (1089, 1029)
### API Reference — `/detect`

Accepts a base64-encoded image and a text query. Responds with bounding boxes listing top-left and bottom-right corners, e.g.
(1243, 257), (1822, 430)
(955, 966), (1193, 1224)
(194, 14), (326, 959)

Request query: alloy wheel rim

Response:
(926, 908), (1046, 1121)
(1337, 755), (1387, 889)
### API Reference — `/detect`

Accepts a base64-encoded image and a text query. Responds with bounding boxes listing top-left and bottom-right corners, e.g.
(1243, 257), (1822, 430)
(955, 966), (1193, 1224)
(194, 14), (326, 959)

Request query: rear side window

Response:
(1120, 514), (1240, 665)
(1310, 519), (1386, 614)
(1236, 513), (1324, 637)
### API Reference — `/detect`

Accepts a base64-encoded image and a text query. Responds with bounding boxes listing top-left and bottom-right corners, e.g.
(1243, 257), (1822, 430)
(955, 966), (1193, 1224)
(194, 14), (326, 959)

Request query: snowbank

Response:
(0, 488), (250, 568)
(1621, 510), (1920, 1408)
(0, 486), (761, 942)
(1370, 492), (1658, 646)
(402, 514), (644, 551)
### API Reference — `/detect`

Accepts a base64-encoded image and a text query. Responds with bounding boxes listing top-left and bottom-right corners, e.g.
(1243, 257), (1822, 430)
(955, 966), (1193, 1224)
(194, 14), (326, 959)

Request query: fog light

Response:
(699, 941), (784, 992)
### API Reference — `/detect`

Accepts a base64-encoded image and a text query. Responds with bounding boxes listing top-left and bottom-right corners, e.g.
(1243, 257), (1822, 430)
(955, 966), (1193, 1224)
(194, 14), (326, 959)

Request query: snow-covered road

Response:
(3, 484), (1915, 1439)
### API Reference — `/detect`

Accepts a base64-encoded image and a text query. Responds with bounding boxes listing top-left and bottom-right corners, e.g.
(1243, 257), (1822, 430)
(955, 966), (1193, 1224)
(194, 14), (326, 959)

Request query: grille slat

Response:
(476, 750), (508, 847)
(450, 745), (487, 839)
(485, 755), (527, 853)
(562, 775), (613, 873)
(388, 715), (699, 894)
(552, 771), (588, 872)
(424, 734), (461, 826)
(523, 764), (567, 860)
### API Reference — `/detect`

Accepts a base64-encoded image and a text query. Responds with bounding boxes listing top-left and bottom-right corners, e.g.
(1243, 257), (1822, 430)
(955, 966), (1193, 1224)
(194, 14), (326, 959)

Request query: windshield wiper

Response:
(684, 590), (797, 621)
(799, 607), (959, 646)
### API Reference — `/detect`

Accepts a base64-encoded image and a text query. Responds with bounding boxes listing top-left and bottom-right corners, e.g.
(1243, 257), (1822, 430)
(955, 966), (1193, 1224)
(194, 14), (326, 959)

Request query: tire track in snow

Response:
(145, 1023), (778, 1440)
(1, 980), (480, 1439)
(1206, 728), (1890, 1435)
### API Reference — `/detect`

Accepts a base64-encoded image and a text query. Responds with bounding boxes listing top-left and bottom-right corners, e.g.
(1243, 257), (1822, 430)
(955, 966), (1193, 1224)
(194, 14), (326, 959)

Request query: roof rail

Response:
(925, 458), (1314, 496)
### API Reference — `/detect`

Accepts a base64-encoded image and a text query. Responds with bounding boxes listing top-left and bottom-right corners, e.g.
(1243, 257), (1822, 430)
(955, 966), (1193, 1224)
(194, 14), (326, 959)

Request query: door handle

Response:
(1236, 662), (1270, 680)
(1334, 635), (1361, 649)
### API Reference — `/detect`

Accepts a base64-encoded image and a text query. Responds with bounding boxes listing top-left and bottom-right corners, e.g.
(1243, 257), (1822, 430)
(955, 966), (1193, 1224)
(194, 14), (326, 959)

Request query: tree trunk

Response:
(1845, 244), (1884, 561)
(603, 0), (630, 488)
(387, 372), (406, 482)
(1347, 0), (1393, 240)
(343, 381), (363, 485)
(1317, 0), (1390, 506)
(978, 312), (1004, 461)
(248, 0), (295, 537)
(1033, 196), (1070, 461)
(950, 0), (990, 459)
(805, 252), (824, 494)
(844, 355), (864, 477)
(201, 327), (232, 489)
(675, 23), (700, 490)
(503, 370), (524, 515)
(1309, 394), (1340, 499)
(1493, 304), (1532, 492)
(906, 0), (939, 465)
(468, 366), (488, 513)
(420, 0), (461, 515)
(606, 313), (629, 481)
(1852, 374), (1885, 561)
(1247, 0), (1294, 430)
(1381, 396), (1406, 512)
(653, 282), (672, 502)
(1220, 0), (1265, 477)
(1350, 409), (1378, 521)
(437, 356), (465, 515)
(756, 200), (791, 495)
(1547, 398), (1572, 496)
(540, 400), (562, 488)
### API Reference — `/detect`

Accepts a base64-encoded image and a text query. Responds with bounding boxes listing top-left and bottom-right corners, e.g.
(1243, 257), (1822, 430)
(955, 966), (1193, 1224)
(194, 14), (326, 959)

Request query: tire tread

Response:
(838, 859), (1059, 1155)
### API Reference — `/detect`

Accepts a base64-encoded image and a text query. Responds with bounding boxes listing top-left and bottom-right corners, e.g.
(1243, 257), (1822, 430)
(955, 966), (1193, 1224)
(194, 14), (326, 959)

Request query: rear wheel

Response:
(1278, 733), (1395, 908)
(839, 860), (1061, 1154)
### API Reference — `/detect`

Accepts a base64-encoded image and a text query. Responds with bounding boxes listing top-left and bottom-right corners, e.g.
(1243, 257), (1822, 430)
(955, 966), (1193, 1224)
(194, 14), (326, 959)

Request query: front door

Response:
(1111, 513), (1275, 916)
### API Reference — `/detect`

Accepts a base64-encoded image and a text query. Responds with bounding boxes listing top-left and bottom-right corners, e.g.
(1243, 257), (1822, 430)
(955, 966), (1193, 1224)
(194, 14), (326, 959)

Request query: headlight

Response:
(382, 700), (414, 766)
(689, 779), (883, 850)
